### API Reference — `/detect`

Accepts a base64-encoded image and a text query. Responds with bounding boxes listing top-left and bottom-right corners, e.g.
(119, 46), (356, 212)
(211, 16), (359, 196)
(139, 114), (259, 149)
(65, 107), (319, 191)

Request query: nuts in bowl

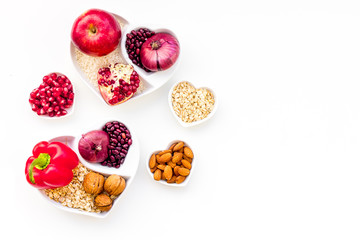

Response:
(147, 140), (194, 187)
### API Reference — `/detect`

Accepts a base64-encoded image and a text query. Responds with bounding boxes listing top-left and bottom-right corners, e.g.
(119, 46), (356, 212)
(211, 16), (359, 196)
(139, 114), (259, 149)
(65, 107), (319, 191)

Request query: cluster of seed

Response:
(101, 121), (132, 168)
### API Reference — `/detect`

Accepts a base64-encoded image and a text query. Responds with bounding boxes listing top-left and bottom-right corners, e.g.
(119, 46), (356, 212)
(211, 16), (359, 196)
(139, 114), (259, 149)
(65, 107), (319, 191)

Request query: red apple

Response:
(71, 9), (121, 57)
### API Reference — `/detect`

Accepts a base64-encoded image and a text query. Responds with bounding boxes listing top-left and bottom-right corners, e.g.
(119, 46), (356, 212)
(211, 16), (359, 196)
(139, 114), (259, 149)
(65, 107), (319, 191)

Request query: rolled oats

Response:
(43, 163), (101, 213)
(171, 82), (215, 123)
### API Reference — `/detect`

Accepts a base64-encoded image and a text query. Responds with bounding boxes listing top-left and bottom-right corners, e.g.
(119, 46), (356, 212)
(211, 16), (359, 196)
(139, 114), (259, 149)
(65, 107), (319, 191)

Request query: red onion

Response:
(78, 130), (110, 163)
(140, 32), (180, 71)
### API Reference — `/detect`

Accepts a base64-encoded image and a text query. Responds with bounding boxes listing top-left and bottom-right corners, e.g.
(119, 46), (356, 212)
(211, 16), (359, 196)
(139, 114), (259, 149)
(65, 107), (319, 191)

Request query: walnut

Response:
(94, 194), (112, 211)
(104, 175), (126, 195)
(83, 172), (105, 195)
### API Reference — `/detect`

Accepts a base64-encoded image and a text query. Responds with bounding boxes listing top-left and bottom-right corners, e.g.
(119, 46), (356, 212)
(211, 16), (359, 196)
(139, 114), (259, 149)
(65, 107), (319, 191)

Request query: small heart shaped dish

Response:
(168, 81), (218, 127)
(146, 140), (195, 187)
(70, 12), (180, 106)
(36, 120), (139, 218)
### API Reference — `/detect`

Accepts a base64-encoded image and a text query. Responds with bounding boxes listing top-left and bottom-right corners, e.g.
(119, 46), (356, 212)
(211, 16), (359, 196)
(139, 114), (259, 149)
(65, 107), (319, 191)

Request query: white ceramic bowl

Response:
(70, 13), (181, 106)
(37, 120), (139, 218)
(29, 72), (75, 119)
(146, 140), (195, 187)
(168, 81), (218, 127)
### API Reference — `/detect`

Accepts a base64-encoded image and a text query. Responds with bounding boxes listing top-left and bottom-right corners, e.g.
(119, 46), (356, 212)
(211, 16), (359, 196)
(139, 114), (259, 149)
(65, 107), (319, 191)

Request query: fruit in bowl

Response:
(71, 9), (121, 57)
(97, 63), (140, 105)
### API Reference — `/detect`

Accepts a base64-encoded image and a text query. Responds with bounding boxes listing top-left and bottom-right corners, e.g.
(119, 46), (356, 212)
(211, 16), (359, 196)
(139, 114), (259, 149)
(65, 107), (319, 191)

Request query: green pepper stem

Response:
(29, 153), (51, 184)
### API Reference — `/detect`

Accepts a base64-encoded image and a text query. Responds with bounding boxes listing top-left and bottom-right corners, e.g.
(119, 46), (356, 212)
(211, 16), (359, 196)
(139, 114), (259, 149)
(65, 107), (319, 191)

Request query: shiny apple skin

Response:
(71, 9), (121, 57)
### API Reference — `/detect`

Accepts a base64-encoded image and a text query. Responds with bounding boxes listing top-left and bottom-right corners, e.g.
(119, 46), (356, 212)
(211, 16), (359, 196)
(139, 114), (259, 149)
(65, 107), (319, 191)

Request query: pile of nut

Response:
(83, 172), (126, 211)
(149, 141), (193, 184)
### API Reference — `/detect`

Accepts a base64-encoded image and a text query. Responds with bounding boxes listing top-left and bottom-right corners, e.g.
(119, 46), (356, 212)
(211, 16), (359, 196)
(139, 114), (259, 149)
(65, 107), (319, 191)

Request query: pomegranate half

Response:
(97, 63), (140, 105)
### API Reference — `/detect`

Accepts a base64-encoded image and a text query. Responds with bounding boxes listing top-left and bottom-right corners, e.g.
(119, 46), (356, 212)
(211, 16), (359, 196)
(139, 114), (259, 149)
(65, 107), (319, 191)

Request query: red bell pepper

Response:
(25, 141), (79, 189)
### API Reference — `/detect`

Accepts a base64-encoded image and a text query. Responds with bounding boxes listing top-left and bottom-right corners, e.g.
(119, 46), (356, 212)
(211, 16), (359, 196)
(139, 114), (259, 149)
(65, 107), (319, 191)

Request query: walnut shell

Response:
(83, 172), (105, 195)
(94, 194), (112, 211)
(104, 175), (126, 195)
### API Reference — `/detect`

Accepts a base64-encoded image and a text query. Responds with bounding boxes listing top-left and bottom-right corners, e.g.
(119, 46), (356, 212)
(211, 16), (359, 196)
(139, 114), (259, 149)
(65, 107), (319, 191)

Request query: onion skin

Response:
(140, 32), (180, 71)
(78, 130), (110, 163)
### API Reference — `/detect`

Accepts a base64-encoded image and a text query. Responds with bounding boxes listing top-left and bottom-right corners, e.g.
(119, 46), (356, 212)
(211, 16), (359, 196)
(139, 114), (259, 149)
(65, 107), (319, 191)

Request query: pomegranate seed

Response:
(50, 73), (57, 79)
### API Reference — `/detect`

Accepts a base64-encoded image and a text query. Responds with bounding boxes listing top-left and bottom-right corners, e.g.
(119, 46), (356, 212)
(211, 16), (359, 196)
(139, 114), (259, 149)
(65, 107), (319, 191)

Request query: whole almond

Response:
(172, 152), (183, 163)
(150, 167), (157, 173)
(164, 165), (173, 180)
(176, 176), (186, 184)
(158, 153), (172, 163)
(158, 150), (172, 156)
(183, 155), (192, 163)
(161, 171), (166, 180)
(173, 141), (184, 151)
(181, 160), (192, 169)
(149, 154), (156, 168)
(174, 166), (180, 176)
(169, 143), (176, 151)
(168, 161), (176, 168)
(178, 167), (190, 176)
(157, 164), (166, 170)
(156, 154), (161, 163)
(167, 175), (176, 183)
(184, 147), (194, 159)
(154, 169), (161, 181)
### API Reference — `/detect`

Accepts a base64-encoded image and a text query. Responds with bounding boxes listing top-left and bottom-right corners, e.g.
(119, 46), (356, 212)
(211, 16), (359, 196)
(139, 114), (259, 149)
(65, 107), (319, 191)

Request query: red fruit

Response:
(97, 63), (140, 105)
(29, 73), (74, 117)
(71, 9), (121, 57)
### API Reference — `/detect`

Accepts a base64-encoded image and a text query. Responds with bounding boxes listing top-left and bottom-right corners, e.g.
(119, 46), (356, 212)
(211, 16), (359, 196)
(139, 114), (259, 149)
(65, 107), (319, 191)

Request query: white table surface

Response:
(2, 0), (360, 239)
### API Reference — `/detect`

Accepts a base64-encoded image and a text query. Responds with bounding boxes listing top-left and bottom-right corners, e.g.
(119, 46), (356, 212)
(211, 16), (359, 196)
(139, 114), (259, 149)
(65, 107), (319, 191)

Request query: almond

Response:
(172, 152), (183, 163)
(173, 141), (184, 151)
(158, 149), (172, 156)
(178, 167), (190, 176)
(154, 169), (161, 181)
(158, 153), (172, 163)
(176, 176), (186, 184)
(168, 161), (176, 168)
(149, 154), (156, 168)
(156, 154), (161, 163)
(184, 147), (194, 159)
(174, 166), (180, 176)
(157, 164), (166, 170)
(150, 167), (157, 173)
(169, 143), (176, 151)
(161, 171), (166, 180)
(164, 165), (173, 180)
(167, 175), (176, 183)
(181, 160), (192, 169)
(183, 155), (192, 163)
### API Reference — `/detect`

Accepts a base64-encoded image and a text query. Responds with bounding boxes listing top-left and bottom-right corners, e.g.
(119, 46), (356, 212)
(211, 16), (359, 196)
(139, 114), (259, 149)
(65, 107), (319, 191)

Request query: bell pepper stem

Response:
(29, 153), (51, 184)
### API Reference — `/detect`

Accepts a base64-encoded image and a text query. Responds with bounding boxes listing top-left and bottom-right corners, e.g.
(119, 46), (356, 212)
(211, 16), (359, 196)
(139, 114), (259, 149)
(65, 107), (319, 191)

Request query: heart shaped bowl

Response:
(168, 81), (218, 127)
(146, 140), (195, 187)
(70, 13), (180, 106)
(37, 120), (139, 218)
(29, 72), (75, 119)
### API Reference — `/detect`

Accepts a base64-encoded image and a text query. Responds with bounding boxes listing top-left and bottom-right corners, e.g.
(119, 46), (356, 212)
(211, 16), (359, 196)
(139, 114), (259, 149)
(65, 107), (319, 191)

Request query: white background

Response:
(1, 0), (360, 239)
